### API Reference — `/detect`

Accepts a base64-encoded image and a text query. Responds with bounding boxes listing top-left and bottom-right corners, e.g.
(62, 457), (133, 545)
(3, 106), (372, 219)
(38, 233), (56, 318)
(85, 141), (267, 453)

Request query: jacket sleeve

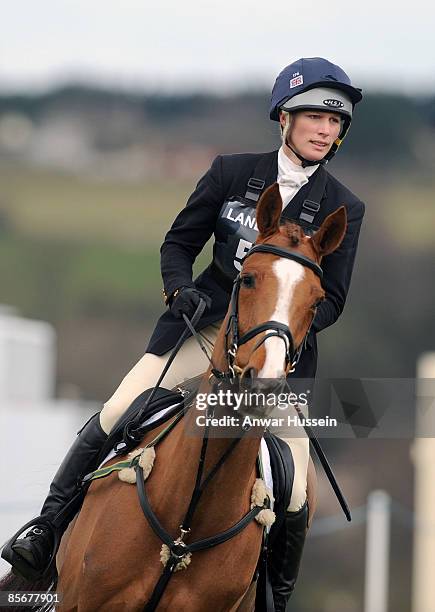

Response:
(160, 156), (225, 299)
(312, 200), (365, 334)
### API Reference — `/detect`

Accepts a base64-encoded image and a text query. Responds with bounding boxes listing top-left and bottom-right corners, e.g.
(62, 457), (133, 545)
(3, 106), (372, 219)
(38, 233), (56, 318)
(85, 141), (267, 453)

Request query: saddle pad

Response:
(260, 438), (273, 509)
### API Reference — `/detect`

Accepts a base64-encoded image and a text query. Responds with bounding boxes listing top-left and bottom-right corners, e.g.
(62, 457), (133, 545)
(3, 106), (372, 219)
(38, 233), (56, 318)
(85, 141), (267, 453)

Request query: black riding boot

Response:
(1, 412), (108, 581)
(269, 501), (309, 612)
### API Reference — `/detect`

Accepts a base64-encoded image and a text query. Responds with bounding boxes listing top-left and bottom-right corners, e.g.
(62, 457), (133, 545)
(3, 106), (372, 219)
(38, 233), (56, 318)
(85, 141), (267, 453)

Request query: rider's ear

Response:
(256, 183), (282, 238)
(311, 206), (347, 257)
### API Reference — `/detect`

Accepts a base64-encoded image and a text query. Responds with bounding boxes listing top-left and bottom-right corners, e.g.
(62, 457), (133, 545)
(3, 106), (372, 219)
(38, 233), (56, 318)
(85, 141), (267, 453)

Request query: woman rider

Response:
(3, 57), (365, 611)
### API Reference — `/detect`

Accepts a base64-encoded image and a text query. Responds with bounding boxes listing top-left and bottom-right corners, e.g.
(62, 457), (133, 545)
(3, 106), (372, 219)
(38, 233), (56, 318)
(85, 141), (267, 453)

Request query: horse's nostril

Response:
(243, 367), (257, 380)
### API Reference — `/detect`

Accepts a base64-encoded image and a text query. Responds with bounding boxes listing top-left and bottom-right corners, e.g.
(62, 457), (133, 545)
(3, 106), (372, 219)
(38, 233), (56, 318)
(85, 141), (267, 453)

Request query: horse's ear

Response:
(311, 206), (347, 257)
(256, 183), (282, 238)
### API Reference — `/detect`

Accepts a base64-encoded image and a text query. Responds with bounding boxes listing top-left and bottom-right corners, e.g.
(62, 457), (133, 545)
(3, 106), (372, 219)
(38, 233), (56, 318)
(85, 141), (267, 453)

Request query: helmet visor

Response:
(280, 87), (353, 119)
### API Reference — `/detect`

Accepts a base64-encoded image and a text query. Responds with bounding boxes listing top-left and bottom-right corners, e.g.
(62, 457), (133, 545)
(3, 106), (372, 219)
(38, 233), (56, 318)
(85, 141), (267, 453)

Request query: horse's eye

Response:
(241, 274), (255, 289)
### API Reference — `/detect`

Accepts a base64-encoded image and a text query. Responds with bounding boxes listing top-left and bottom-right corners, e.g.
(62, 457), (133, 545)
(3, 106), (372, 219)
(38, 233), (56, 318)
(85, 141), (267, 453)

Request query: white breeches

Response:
(100, 321), (309, 512)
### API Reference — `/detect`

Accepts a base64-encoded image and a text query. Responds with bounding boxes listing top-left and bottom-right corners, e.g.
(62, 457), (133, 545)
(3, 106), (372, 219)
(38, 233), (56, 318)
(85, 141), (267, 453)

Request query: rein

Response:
(122, 300), (207, 445)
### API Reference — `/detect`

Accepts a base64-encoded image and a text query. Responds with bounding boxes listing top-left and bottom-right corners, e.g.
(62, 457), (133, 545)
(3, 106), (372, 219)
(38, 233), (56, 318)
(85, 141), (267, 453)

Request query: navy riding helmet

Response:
(270, 57), (363, 163)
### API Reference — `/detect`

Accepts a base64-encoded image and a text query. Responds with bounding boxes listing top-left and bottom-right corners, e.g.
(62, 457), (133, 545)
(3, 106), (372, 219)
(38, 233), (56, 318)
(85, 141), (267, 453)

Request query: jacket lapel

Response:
(264, 150), (279, 188)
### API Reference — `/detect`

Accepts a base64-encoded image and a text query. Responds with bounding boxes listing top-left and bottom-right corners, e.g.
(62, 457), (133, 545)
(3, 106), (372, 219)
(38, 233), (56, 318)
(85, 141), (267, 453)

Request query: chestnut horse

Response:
(1, 183), (346, 611)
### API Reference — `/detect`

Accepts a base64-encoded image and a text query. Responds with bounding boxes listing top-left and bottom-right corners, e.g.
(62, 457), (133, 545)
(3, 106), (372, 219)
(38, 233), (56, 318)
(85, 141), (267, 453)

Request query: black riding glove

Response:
(169, 286), (212, 319)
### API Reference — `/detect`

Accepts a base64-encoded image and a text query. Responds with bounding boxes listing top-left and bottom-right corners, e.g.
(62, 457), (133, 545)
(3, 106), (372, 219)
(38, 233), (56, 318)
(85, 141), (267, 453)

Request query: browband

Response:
(243, 244), (323, 280)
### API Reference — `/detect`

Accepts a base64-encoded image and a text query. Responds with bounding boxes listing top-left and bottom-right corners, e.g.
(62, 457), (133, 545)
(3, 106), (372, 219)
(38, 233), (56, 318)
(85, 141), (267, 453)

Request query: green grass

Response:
(379, 180), (435, 249)
(0, 162), (196, 247)
(0, 162), (212, 321)
(1, 161), (433, 325)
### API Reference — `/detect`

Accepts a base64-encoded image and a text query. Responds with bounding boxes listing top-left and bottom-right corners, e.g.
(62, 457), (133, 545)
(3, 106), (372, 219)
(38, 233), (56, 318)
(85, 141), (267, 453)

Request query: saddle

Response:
(96, 386), (186, 466)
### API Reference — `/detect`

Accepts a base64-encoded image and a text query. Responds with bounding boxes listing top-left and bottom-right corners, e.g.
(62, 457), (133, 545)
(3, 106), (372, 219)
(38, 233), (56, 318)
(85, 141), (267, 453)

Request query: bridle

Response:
(222, 243), (323, 380)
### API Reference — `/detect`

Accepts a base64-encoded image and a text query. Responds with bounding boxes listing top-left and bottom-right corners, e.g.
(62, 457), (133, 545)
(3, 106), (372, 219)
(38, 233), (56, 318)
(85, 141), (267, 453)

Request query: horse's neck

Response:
(181, 377), (262, 487)
(151, 318), (261, 531)
(192, 313), (262, 481)
(168, 407), (261, 520)
(164, 316), (259, 501)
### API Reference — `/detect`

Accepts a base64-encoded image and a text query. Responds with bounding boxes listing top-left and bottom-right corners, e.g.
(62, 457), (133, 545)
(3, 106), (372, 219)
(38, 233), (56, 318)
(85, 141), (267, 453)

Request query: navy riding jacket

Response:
(146, 149), (365, 379)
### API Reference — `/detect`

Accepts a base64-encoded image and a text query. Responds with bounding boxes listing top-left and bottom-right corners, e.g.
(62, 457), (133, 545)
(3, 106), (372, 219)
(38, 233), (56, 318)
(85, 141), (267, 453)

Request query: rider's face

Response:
(281, 110), (342, 163)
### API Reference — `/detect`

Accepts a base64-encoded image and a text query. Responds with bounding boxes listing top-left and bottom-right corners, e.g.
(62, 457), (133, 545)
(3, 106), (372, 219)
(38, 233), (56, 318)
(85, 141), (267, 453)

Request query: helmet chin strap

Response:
(285, 136), (328, 168)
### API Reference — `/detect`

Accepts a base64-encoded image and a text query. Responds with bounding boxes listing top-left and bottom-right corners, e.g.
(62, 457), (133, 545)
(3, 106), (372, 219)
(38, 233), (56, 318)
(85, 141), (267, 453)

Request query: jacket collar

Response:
(261, 149), (327, 202)
(264, 149), (279, 187)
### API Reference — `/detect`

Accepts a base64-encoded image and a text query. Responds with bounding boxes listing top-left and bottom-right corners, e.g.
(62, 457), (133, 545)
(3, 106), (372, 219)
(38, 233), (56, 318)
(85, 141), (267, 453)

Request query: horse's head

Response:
(228, 182), (347, 380)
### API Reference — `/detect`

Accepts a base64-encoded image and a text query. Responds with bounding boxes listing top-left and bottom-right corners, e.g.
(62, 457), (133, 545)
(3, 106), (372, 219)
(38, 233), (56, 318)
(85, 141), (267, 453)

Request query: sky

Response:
(1, 0), (434, 95)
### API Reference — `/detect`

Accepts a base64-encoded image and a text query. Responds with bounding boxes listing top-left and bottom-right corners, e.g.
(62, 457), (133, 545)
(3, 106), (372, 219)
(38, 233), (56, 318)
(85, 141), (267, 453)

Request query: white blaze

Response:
(258, 259), (305, 378)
